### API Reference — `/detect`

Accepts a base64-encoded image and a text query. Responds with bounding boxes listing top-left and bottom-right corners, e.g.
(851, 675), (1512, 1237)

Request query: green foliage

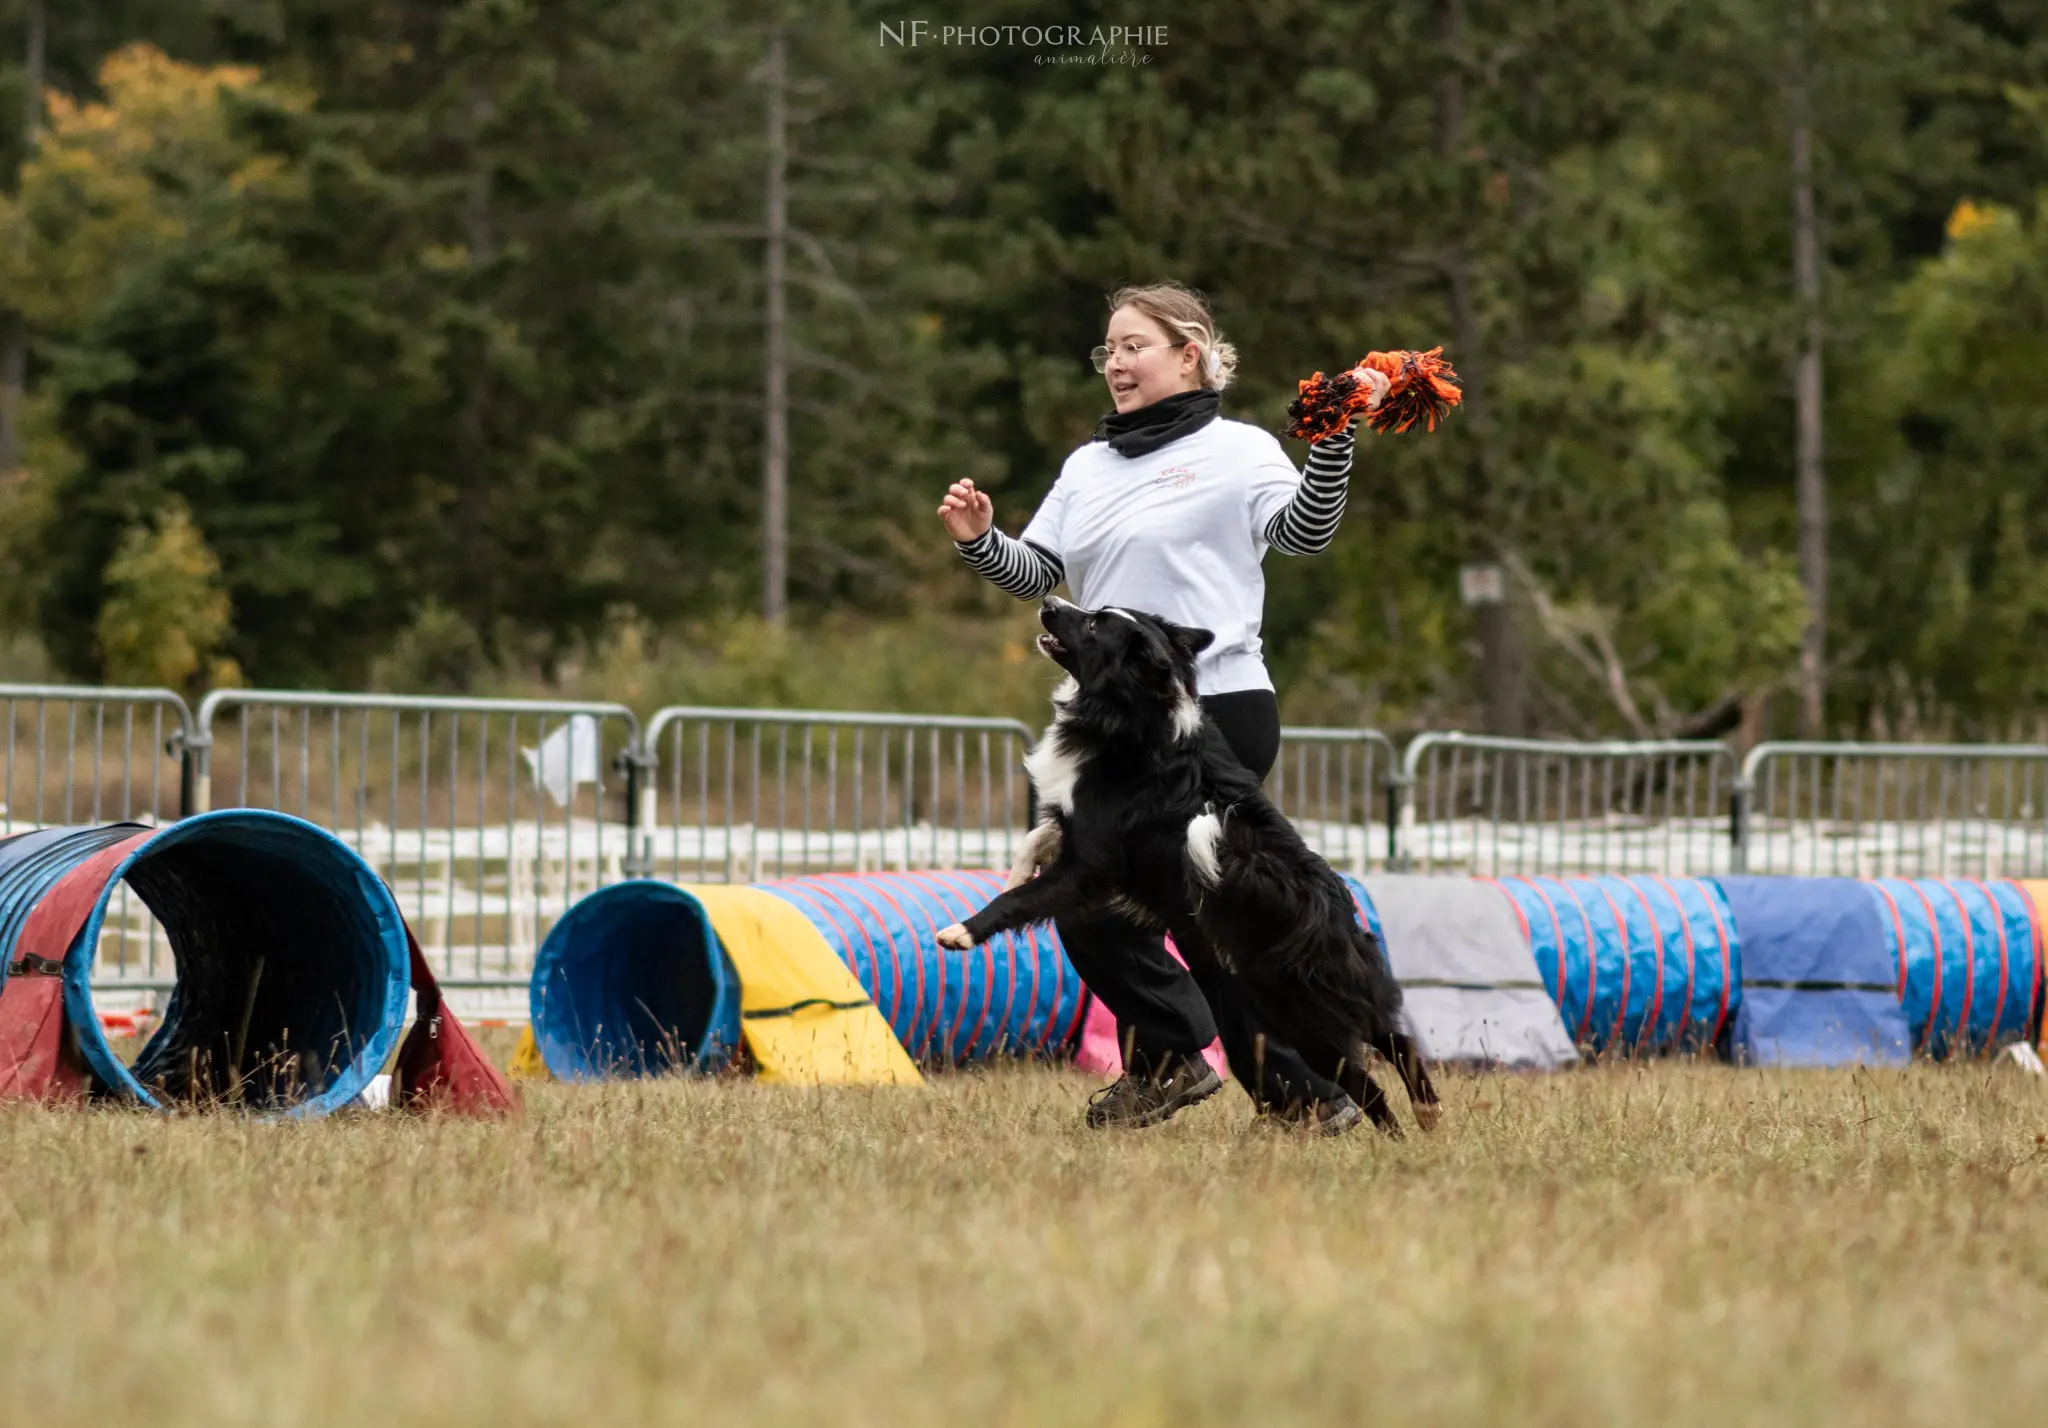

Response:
(369, 601), (488, 696)
(1633, 502), (1809, 715)
(94, 496), (238, 692)
(1837, 187), (2048, 732)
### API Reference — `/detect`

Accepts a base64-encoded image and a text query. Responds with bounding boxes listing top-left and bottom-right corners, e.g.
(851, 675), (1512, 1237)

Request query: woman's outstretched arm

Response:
(1263, 428), (1355, 556)
(939, 475), (1066, 599)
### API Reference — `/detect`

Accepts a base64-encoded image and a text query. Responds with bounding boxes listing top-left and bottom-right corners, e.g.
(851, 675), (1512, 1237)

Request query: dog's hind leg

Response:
(1320, 1045), (1404, 1139)
(1348, 1064), (1404, 1139)
(1373, 1029), (1442, 1131)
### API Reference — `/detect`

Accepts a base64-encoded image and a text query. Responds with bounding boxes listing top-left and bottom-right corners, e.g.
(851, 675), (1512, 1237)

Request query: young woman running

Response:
(936, 281), (1387, 1134)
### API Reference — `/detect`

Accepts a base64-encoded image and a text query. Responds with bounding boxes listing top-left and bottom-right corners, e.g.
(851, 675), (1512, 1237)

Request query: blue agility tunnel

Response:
(530, 881), (744, 1082)
(528, 872), (1089, 1080)
(1866, 878), (2040, 1057)
(1720, 877), (1911, 1066)
(1491, 875), (1735, 1055)
(0, 812), (410, 1116)
(1490, 876), (1609, 1045)
(759, 871), (1088, 1063)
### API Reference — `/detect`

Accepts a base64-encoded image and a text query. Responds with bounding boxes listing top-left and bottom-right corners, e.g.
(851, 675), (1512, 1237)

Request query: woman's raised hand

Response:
(1357, 365), (1391, 412)
(937, 479), (995, 542)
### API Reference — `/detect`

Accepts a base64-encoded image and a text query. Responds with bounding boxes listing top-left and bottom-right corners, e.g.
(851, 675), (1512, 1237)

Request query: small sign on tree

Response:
(1458, 563), (1504, 608)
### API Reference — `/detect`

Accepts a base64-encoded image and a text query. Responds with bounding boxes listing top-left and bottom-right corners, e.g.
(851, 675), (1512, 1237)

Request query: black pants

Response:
(1055, 689), (1350, 1110)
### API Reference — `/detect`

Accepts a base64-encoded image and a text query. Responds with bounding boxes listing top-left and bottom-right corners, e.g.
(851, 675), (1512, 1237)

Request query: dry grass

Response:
(5, 1061), (2048, 1427)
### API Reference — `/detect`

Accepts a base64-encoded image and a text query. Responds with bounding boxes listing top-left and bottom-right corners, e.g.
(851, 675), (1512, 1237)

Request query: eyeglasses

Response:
(1090, 340), (1179, 373)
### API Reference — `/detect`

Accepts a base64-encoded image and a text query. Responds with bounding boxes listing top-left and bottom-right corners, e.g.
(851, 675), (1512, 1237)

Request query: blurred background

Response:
(0, 1), (2041, 741)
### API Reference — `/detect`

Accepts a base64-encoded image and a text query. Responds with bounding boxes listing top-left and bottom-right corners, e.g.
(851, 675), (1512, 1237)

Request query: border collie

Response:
(937, 596), (1439, 1135)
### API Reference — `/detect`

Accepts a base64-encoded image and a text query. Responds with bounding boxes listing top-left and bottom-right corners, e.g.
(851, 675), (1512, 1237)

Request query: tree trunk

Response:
(0, 313), (20, 477)
(1739, 691), (1768, 758)
(1788, 52), (1826, 737)
(458, 88), (497, 643)
(1435, 0), (1524, 735)
(760, 25), (790, 626)
(0, 0), (46, 476)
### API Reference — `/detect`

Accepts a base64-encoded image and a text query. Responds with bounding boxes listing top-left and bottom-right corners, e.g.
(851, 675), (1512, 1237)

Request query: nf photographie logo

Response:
(879, 21), (1168, 65)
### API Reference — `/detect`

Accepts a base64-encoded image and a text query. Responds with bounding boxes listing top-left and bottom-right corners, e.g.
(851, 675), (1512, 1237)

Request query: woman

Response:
(936, 281), (1387, 1135)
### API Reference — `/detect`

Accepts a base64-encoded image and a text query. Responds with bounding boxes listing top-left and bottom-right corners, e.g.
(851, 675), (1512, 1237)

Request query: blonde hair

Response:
(1108, 281), (1239, 393)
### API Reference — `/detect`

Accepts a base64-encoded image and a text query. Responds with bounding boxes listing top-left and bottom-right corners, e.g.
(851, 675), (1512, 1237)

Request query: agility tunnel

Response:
(530, 881), (745, 1081)
(1865, 878), (2041, 1059)
(763, 872), (1087, 1063)
(1489, 875), (1736, 1056)
(1709, 876), (2039, 1065)
(528, 871), (1089, 1083)
(1719, 878), (1911, 1066)
(0, 811), (413, 1115)
(1361, 875), (1578, 1070)
(523, 867), (2048, 1084)
(526, 868), (1578, 1083)
(1486, 873), (2041, 1064)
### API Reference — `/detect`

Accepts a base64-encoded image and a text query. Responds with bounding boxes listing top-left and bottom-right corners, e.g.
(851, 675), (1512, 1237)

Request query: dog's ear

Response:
(1168, 623), (1215, 658)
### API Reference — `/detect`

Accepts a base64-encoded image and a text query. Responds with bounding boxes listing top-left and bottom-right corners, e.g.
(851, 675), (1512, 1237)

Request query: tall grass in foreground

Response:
(4, 1062), (2047, 1427)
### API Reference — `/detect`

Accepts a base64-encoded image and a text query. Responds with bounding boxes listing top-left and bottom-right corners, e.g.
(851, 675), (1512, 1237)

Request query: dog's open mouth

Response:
(1037, 633), (1066, 656)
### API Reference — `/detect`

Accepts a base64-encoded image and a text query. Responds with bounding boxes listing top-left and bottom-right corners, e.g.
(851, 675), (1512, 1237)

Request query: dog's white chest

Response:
(1023, 727), (1082, 815)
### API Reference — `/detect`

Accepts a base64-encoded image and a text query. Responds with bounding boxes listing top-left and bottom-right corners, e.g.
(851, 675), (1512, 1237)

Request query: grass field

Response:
(5, 1060), (2048, 1427)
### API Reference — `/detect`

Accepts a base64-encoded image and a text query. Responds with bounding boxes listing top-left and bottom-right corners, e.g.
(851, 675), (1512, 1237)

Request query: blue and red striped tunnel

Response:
(0, 812), (410, 1115)
(529, 869), (2045, 1078)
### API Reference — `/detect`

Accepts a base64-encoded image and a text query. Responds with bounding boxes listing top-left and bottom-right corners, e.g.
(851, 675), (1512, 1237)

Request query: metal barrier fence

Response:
(1396, 732), (1737, 876)
(1268, 727), (1399, 875)
(1733, 741), (2048, 877)
(0, 684), (191, 833)
(190, 690), (645, 989)
(637, 706), (1038, 884)
(0, 685), (194, 988)
(6, 672), (2045, 993)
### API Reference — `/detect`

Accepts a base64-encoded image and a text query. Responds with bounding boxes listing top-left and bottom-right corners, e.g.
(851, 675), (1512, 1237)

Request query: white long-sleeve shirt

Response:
(956, 420), (1356, 695)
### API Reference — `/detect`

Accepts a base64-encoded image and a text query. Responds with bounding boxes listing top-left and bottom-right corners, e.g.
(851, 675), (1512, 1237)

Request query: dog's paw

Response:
(1413, 1103), (1444, 1133)
(936, 923), (975, 951)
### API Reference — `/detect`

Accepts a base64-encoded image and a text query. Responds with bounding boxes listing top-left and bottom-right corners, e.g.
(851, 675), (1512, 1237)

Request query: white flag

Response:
(522, 714), (600, 808)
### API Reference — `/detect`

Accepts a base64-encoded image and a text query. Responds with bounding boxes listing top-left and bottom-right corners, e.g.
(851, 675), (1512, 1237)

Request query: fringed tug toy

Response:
(1285, 348), (1464, 442)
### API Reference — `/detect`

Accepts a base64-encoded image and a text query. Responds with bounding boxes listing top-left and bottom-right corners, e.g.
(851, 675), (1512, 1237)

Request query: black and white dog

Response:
(937, 596), (1439, 1135)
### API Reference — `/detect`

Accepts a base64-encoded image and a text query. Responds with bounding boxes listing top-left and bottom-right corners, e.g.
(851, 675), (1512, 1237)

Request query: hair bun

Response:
(1206, 340), (1239, 393)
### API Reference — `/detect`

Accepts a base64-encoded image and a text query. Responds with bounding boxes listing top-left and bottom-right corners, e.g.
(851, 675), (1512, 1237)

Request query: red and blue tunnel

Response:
(527, 869), (2048, 1077)
(1489, 875), (1737, 1055)
(1866, 878), (2041, 1058)
(1474, 874), (2039, 1063)
(0, 812), (412, 1115)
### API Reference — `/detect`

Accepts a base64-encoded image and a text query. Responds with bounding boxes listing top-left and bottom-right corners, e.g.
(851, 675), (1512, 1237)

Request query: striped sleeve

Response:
(956, 528), (1064, 600)
(1263, 429), (1355, 556)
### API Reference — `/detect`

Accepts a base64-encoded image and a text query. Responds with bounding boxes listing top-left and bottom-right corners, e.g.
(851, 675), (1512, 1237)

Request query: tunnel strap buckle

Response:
(6, 953), (64, 978)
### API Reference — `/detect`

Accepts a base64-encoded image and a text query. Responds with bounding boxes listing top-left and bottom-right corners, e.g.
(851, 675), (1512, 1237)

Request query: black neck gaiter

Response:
(1092, 387), (1221, 459)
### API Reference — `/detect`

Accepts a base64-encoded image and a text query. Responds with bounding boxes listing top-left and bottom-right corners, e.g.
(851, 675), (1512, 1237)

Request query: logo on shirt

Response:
(1153, 465), (1196, 490)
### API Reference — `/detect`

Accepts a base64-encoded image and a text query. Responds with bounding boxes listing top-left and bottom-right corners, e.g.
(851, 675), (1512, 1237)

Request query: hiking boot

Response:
(1084, 1057), (1224, 1129)
(1252, 1094), (1365, 1137)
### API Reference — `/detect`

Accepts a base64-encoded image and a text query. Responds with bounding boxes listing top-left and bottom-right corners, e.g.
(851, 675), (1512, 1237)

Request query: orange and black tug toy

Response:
(1284, 348), (1464, 441)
